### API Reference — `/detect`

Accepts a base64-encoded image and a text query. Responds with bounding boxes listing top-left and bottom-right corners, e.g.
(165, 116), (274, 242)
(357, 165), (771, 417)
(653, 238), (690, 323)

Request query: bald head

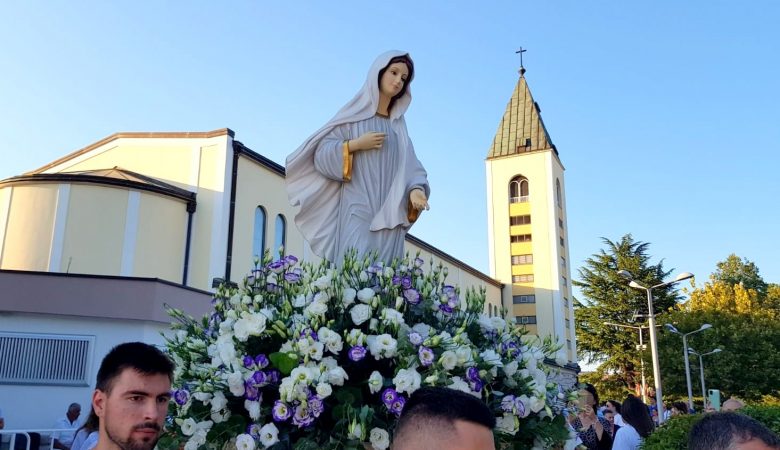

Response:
(723, 398), (745, 411)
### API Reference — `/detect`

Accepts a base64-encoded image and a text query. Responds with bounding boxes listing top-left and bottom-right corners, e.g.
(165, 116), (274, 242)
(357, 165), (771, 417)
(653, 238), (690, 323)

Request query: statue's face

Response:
(379, 62), (409, 99)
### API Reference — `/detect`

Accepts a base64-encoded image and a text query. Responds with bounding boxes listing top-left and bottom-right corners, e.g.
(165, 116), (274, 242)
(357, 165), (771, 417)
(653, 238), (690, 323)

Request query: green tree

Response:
(574, 234), (681, 397)
(713, 254), (768, 298)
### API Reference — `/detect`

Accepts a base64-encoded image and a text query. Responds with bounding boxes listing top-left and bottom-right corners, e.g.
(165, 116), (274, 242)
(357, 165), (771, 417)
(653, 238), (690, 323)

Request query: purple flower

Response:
(501, 395), (516, 413)
(252, 371), (267, 385)
(502, 341), (521, 358)
(255, 354), (270, 369)
(284, 255), (299, 266)
(471, 379), (484, 392)
(244, 380), (260, 401)
(308, 395), (325, 418)
(173, 389), (189, 406)
(348, 345), (367, 362)
(414, 257), (424, 267)
(300, 328), (318, 341)
(439, 302), (454, 314)
(247, 423), (263, 439)
(408, 332), (423, 347)
(466, 367), (480, 383)
(292, 404), (314, 428)
(403, 288), (421, 305)
(418, 346), (435, 367)
(442, 285), (456, 299)
(243, 355), (255, 368)
(390, 396), (407, 416)
(284, 271), (301, 283)
(401, 276), (413, 290)
(392, 275), (401, 286)
(265, 282), (279, 293)
(272, 400), (292, 422)
(514, 397), (526, 417)
(268, 260), (286, 273)
(381, 388), (398, 406)
(268, 370), (281, 384)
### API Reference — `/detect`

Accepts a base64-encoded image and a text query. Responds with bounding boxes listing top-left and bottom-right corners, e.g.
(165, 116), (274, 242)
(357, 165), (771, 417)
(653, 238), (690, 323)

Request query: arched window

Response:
(252, 206), (267, 259)
(556, 179), (562, 208)
(509, 175), (529, 203)
(274, 214), (286, 256)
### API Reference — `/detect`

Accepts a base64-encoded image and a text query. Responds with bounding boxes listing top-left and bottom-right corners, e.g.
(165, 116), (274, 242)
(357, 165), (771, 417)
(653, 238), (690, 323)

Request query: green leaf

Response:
(269, 351), (299, 375)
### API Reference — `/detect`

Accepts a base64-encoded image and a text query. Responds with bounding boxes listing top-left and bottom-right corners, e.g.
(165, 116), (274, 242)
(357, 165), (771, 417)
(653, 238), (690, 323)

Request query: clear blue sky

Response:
(2, 1), (778, 291)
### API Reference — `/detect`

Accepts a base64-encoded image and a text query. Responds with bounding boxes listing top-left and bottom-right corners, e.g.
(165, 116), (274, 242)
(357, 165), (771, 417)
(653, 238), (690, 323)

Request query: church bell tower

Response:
(485, 61), (577, 363)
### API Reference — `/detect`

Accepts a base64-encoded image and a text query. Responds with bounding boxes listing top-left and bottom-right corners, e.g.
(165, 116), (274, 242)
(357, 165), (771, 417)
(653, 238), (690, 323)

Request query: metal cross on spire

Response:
(516, 47), (527, 75)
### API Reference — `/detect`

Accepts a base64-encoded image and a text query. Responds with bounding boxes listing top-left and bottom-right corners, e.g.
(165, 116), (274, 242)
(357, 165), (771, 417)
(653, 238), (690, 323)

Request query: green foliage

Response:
(574, 234), (680, 396)
(641, 406), (780, 449)
(578, 371), (634, 404)
(641, 414), (699, 450)
(713, 254), (768, 297)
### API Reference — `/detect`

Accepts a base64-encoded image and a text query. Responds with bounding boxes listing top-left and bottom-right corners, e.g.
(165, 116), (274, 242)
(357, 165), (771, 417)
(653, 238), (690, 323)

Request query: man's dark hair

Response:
(606, 399), (622, 414)
(689, 412), (780, 450)
(393, 387), (495, 444)
(96, 342), (174, 393)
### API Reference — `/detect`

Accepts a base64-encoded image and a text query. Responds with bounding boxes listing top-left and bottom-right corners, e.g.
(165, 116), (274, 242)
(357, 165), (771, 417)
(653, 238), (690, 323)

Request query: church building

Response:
(0, 65), (578, 428)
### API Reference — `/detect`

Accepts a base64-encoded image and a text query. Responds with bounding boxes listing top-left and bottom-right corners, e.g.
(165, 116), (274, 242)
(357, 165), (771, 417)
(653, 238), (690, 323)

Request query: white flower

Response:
(496, 414), (519, 435)
(318, 327), (344, 354)
(477, 314), (495, 332)
(210, 409), (230, 423)
(359, 271), (369, 282)
(226, 371), (246, 396)
(357, 287), (375, 303)
(235, 433), (256, 450)
(447, 376), (477, 396)
(381, 308), (404, 327)
(244, 399), (261, 420)
(316, 382), (333, 398)
(503, 360), (519, 378)
(348, 422), (364, 440)
(411, 323), (431, 339)
(368, 371), (383, 394)
(520, 393), (545, 414)
(233, 312), (267, 342)
(328, 366), (349, 386)
(259, 423), (279, 448)
(292, 294), (308, 308)
(342, 288), (357, 307)
(479, 349), (503, 367)
(439, 350), (457, 371)
(313, 274), (332, 290)
(192, 391), (212, 403)
(367, 334), (398, 359)
(291, 366), (316, 385)
(211, 391), (228, 412)
(307, 341), (324, 361)
(350, 304), (371, 326)
(216, 334), (237, 367)
(347, 328), (366, 346)
(184, 440), (199, 450)
(304, 301), (328, 319)
(369, 428), (390, 450)
(456, 346), (473, 366)
(178, 417), (196, 436)
(393, 368), (421, 395)
(313, 291), (330, 304)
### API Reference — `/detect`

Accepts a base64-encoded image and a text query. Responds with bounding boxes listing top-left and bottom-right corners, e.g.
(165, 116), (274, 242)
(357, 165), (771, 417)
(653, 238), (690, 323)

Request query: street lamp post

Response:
(604, 321), (655, 403)
(689, 347), (722, 407)
(666, 323), (713, 411)
(617, 270), (693, 424)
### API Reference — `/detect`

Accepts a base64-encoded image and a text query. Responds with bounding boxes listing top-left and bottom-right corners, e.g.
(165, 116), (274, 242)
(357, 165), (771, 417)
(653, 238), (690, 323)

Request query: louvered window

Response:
(0, 333), (93, 386)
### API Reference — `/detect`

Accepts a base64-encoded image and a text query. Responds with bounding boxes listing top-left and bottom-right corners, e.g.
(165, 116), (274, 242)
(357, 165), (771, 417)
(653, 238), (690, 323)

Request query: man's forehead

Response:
(113, 368), (171, 392)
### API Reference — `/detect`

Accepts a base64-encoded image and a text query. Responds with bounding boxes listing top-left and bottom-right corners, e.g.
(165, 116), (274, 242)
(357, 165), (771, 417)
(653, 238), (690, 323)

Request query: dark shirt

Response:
(573, 416), (614, 450)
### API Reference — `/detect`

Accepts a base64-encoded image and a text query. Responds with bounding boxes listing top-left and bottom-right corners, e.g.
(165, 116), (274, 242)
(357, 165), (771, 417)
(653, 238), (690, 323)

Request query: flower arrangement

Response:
(161, 251), (576, 450)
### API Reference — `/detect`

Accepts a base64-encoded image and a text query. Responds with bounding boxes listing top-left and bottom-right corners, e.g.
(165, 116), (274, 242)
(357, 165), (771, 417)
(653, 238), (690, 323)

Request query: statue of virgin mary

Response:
(286, 50), (430, 264)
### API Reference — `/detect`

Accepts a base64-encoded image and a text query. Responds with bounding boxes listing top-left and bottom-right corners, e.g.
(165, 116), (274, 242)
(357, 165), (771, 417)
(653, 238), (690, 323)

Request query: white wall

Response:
(0, 313), (170, 430)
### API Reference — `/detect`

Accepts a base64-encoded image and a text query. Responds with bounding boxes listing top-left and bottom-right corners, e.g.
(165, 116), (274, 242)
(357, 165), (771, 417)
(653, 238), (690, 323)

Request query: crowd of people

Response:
(2, 345), (778, 450)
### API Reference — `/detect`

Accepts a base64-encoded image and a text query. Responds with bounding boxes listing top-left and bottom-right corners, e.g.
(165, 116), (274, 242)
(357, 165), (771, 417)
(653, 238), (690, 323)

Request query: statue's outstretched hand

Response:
(410, 188), (429, 211)
(350, 132), (386, 152)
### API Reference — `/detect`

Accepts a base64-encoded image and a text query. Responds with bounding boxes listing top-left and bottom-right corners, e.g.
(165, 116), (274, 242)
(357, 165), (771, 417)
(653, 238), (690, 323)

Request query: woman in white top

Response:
(612, 395), (655, 450)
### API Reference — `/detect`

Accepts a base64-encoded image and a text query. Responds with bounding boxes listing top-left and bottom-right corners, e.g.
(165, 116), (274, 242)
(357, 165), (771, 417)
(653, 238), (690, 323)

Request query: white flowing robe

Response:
(286, 50), (430, 264)
(313, 115), (428, 263)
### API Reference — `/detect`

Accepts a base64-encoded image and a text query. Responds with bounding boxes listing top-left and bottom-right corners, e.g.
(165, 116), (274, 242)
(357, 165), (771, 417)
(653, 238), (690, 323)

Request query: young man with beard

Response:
(92, 342), (174, 450)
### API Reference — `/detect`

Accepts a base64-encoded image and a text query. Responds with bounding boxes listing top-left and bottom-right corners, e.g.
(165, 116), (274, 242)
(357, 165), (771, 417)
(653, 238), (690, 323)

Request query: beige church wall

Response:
(132, 192), (189, 282)
(230, 156), (305, 280)
(60, 184), (128, 275)
(551, 160), (577, 360)
(0, 186), (11, 264)
(0, 184), (58, 271)
(403, 241), (503, 315)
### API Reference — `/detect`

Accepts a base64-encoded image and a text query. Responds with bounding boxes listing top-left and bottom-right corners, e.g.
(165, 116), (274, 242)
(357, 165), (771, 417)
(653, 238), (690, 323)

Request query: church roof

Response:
(487, 74), (556, 159)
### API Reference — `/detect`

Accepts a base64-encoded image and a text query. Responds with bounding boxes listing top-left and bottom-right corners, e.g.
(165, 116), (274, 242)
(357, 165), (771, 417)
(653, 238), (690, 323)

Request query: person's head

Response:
(689, 412), (780, 450)
(723, 398), (746, 412)
(578, 383), (599, 410)
(77, 408), (100, 434)
(603, 410), (615, 425)
(622, 395), (655, 438)
(377, 54), (414, 113)
(605, 399), (622, 415)
(92, 342), (174, 450)
(67, 403), (82, 422)
(0, 407), (4, 429)
(672, 401), (689, 415)
(391, 387), (495, 450)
